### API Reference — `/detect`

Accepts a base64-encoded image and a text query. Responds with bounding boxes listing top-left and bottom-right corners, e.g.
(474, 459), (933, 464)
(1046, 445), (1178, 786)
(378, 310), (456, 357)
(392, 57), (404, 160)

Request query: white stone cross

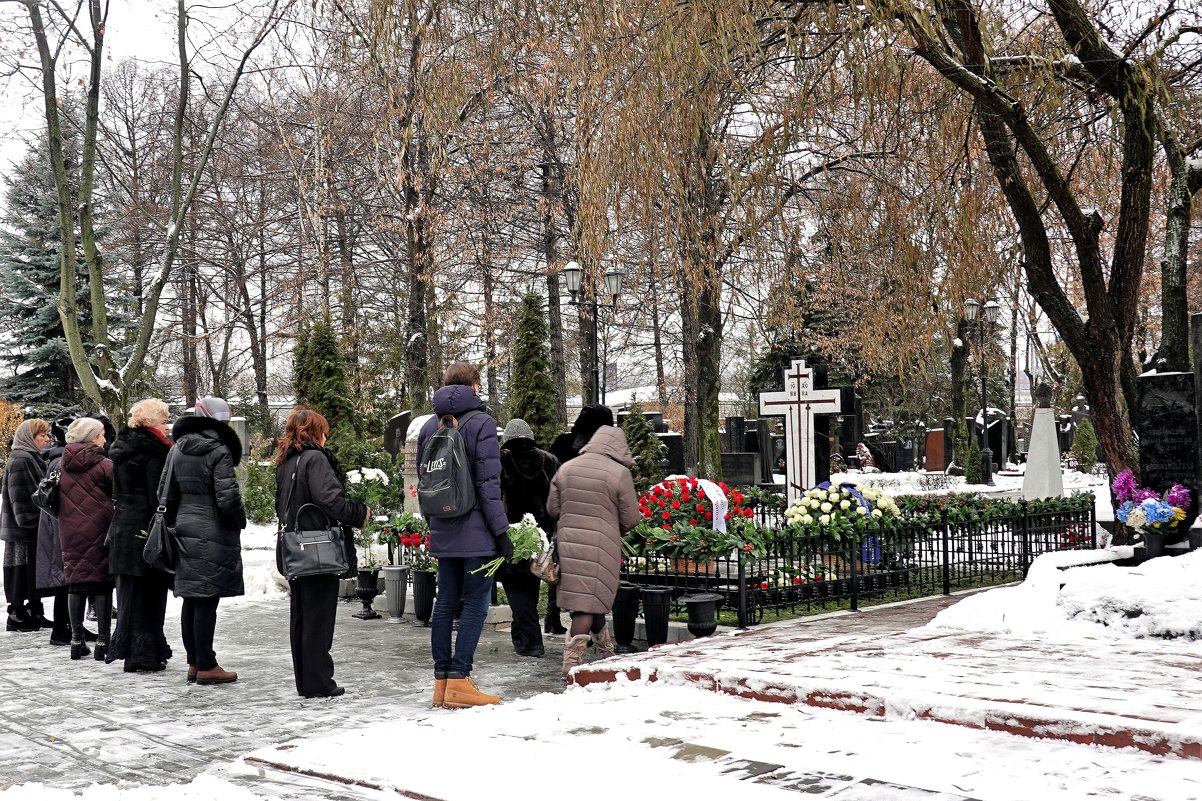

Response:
(758, 359), (842, 502)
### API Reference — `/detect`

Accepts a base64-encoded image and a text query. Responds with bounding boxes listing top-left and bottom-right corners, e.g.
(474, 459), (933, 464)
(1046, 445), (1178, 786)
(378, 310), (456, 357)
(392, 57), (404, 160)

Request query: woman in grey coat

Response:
(546, 422), (640, 677)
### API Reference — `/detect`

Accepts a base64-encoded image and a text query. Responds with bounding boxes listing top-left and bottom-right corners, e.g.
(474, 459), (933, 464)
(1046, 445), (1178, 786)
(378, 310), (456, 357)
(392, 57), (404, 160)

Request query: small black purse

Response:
(31, 469), (61, 518)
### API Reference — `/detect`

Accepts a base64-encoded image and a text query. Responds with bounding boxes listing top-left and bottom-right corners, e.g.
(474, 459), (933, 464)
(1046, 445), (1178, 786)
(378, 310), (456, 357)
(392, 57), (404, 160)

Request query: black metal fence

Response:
(619, 496), (1097, 627)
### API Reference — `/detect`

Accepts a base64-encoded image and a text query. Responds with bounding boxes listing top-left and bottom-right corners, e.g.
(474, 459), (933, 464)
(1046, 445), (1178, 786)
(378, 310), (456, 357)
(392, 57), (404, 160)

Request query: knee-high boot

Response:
(91, 593), (112, 662)
(68, 594), (90, 660)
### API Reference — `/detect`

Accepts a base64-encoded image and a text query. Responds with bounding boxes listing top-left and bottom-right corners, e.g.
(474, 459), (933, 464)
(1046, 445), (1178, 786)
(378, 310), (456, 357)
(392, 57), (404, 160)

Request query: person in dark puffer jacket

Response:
(107, 399), (175, 673)
(166, 397), (246, 686)
(274, 409), (368, 699)
(58, 417), (115, 661)
(1, 419), (50, 633)
(498, 418), (559, 658)
(417, 363), (511, 709)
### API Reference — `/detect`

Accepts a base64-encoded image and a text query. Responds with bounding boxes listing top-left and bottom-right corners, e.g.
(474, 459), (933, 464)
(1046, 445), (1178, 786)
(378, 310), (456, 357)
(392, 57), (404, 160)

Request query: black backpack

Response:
(417, 410), (481, 518)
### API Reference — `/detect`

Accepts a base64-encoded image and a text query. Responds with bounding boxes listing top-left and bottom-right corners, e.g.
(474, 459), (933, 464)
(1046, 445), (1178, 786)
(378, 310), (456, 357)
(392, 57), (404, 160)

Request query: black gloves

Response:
(495, 532), (515, 560)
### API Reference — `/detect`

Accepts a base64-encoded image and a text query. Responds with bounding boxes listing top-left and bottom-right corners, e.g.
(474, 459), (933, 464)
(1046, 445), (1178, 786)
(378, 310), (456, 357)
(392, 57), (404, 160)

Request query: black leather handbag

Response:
(143, 450), (179, 573)
(31, 469), (61, 518)
(277, 457), (351, 580)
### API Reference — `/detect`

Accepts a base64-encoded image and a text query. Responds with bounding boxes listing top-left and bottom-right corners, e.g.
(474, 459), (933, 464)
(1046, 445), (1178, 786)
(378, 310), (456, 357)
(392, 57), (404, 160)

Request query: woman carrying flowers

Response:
(274, 409), (368, 698)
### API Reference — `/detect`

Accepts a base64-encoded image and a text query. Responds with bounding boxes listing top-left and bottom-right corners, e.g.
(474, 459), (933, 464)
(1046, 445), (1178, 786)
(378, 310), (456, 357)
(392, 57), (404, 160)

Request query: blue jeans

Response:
(431, 557), (493, 676)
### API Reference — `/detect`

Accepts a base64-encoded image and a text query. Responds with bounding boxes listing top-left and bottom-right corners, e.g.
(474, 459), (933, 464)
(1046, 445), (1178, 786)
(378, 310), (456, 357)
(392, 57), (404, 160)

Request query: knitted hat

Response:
(65, 417), (104, 444)
(503, 418), (535, 442)
(194, 396), (232, 422)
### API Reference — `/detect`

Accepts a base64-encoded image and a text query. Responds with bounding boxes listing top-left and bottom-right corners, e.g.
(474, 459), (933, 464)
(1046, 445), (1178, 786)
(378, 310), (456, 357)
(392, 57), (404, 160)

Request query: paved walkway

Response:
(573, 591), (1202, 761)
(0, 593), (566, 796)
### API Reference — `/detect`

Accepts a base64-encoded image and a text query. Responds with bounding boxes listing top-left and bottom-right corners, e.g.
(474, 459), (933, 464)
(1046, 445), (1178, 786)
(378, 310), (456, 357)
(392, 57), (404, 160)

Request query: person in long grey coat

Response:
(546, 422), (640, 677)
(166, 397), (246, 686)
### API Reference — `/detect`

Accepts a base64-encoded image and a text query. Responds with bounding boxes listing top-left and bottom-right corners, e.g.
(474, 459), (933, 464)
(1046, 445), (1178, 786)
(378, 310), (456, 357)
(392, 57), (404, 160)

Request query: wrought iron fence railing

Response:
(619, 496), (1097, 627)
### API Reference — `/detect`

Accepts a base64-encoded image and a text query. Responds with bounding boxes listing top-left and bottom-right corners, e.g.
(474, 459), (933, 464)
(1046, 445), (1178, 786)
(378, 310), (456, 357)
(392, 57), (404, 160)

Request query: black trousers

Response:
(3, 560), (40, 618)
(112, 573), (173, 667)
(289, 574), (340, 697)
(180, 597), (220, 670)
(498, 568), (543, 654)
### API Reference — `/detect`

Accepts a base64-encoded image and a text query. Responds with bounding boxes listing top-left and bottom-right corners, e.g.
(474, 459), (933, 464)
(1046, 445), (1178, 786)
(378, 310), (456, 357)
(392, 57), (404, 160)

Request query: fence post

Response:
(1090, 493), (1098, 550)
(850, 530), (859, 613)
(941, 508), (951, 596)
(1020, 499), (1032, 577)
(737, 559), (748, 629)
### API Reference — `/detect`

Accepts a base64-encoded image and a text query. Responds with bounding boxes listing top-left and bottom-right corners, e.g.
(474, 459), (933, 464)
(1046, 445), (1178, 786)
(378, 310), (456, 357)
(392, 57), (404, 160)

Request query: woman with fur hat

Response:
(58, 417), (115, 660)
(166, 397), (246, 685)
(1, 418), (50, 632)
(107, 399), (175, 673)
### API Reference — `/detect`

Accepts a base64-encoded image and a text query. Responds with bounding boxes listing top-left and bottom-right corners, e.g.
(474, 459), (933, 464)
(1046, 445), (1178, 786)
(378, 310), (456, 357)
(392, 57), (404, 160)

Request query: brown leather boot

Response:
(187, 664), (197, 684)
(562, 634), (591, 678)
(432, 673), (447, 708)
(196, 665), (238, 685)
(442, 673), (500, 708)
(592, 624), (616, 660)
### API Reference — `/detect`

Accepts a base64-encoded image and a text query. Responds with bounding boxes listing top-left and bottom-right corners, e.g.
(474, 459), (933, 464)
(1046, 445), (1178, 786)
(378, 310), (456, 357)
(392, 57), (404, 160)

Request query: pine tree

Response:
(1071, 417), (1098, 474)
(623, 401), (666, 493)
(964, 430), (983, 485)
(507, 293), (559, 447)
(293, 321), (313, 404)
(298, 318), (360, 456)
(0, 136), (92, 415)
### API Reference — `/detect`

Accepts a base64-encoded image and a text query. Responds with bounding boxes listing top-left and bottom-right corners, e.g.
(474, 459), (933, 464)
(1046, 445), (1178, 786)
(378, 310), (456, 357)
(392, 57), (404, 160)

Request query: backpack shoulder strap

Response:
(453, 410), (482, 430)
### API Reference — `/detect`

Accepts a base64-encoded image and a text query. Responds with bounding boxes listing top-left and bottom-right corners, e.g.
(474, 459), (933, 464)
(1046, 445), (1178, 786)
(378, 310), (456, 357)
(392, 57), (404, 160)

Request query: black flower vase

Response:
(611, 585), (640, 653)
(352, 569), (382, 620)
(1142, 531), (1168, 559)
(412, 569), (437, 627)
(682, 592), (723, 638)
(640, 587), (672, 647)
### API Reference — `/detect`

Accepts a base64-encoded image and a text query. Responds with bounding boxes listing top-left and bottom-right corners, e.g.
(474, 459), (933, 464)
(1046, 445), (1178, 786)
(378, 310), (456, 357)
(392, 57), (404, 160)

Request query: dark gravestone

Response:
(837, 387), (862, 457)
(864, 434), (897, 473)
(986, 416), (1007, 469)
(725, 416), (746, 453)
(756, 419), (774, 483)
(720, 452), (761, 487)
(645, 412), (667, 433)
(657, 432), (686, 476)
(1137, 371), (1199, 536)
(1057, 414), (1076, 453)
(383, 411), (412, 460)
(770, 434), (786, 475)
(895, 438), (916, 472)
(924, 429), (946, 471)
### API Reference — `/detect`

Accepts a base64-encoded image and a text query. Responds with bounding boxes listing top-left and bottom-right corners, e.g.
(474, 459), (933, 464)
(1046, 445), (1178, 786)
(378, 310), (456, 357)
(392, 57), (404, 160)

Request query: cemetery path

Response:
(572, 592), (1202, 761)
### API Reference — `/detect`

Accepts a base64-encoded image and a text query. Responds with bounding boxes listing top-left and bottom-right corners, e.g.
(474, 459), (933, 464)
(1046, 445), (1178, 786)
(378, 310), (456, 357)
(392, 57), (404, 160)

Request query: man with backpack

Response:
(416, 363), (513, 708)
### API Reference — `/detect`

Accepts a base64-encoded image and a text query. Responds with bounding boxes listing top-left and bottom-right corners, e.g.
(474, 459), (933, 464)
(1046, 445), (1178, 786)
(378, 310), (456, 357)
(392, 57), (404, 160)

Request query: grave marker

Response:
(757, 358), (842, 501)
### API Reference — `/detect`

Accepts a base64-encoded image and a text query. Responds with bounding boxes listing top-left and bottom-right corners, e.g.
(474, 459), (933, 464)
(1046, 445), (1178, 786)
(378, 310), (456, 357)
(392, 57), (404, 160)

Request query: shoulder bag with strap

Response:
(277, 452), (351, 580)
(31, 466), (61, 518)
(143, 449), (179, 573)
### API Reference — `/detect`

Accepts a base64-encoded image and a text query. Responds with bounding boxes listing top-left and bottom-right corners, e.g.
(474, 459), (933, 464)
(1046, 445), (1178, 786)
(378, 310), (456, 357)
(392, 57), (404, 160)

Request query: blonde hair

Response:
(128, 398), (169, 429)
(26, 419), (50, 439)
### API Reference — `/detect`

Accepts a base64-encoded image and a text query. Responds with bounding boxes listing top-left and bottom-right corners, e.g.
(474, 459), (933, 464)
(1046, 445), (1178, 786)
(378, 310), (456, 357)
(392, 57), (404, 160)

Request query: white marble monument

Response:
(758, 358), (841, 502)
(1022, 383), (1064, 500)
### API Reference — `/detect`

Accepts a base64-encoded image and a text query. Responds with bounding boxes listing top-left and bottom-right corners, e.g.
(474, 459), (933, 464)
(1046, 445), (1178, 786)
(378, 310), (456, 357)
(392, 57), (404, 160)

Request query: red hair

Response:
(275, 408), (330, 465)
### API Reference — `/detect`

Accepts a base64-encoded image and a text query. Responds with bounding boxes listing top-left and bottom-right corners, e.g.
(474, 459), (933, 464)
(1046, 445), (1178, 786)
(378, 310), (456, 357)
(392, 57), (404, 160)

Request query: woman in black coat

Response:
(274, 409), (367, 699)
(1, 419), (50, 632)
(36, 415), (80, 646)
(107, 399), (174, 673)
(498, 418), (559, 657)
(166, 397), (246, 686)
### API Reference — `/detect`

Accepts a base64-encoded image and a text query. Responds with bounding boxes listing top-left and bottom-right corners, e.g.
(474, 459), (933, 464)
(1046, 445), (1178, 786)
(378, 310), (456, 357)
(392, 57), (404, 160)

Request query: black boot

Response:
(6, 611), (38, 633)
(70, 640), (90, 660)
(93, 640), (108, 662)
(544, 613), (566, 635)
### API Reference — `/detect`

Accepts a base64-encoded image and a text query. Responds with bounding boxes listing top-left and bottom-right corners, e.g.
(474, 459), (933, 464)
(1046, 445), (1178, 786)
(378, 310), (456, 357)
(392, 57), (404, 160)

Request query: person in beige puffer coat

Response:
(546, 422), (640, 677)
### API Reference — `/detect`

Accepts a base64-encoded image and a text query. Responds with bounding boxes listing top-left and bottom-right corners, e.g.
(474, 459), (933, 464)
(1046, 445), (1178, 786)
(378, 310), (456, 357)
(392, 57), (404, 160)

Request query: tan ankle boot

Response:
(562, 634), (591, 678)
(442, 674), (500, 708)
(592, 624), (615, 659)
(432, 676), (447, 708)
(196, 665), (238, 685)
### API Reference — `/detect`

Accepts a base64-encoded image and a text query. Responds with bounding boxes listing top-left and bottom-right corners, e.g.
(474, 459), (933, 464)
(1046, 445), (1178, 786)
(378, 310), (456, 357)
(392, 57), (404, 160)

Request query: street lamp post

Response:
(964, 298), (1002, 486)
(563, 260), (623, 405)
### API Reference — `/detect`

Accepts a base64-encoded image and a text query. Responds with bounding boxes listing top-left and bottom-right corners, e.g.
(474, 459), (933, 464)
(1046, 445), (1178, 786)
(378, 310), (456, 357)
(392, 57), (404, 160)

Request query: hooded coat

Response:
(35, 446), (66, 591)
(499, 439), (559, 531)
(59, 443), (114, 585)
(166, 416), (246, 598)
(546, 426), (640, 614)
(416, 384), (509, 558)
(107, 426), (172, 577)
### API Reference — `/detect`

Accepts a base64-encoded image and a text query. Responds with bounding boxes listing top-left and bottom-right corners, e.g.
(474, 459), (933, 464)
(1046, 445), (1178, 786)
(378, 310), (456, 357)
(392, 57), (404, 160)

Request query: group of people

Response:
(1, 363), (643, 707)
(0, 398), (248, 684)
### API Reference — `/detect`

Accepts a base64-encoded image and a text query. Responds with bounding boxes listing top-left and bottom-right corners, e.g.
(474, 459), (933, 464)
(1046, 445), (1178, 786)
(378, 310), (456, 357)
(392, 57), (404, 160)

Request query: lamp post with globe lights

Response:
(563, 261), (623, 405)
(965, 298), (1002, 486)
